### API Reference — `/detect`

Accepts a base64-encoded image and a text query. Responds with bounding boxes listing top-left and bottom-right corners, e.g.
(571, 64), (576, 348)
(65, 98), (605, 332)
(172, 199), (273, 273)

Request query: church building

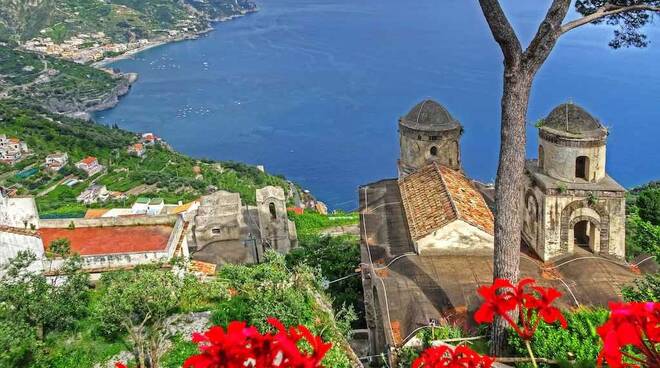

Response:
(522, 103), (626, 261)
(358, 99), (638, 365)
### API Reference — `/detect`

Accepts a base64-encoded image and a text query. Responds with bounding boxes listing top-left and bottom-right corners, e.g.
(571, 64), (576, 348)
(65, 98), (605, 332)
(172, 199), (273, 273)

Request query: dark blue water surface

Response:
(95, 0), (660, 210)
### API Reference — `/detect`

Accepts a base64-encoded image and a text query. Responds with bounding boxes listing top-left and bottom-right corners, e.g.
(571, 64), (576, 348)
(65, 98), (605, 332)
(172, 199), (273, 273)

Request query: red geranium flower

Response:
(115, 363), (127, 368)
(183, 318), (331, 368)
(474, 278), (566, 341)
(597, 302), (660, 368)
(412, 345), (494, 368)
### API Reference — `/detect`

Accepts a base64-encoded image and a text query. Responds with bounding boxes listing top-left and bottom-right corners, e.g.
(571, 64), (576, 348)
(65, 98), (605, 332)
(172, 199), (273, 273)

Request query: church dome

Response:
(399, 100), (461, 132)
(541, 103), (607, 138)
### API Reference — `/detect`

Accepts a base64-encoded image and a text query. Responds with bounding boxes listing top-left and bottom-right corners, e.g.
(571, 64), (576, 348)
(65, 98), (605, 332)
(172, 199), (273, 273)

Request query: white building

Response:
(75, 156), (104, 177)
(45, 152), (69, 172)
(76, 184), (109, 204)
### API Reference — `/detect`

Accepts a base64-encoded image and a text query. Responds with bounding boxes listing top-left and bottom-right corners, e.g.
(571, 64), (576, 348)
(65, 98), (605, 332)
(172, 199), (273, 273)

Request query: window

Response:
(430, 146), (438, 156)
(212, 228), (221, 235)
(538, 145), (544, 170)
(429, 136), (438, 141)
(575, 156), (589, 180)
(269, 202), (277, 219)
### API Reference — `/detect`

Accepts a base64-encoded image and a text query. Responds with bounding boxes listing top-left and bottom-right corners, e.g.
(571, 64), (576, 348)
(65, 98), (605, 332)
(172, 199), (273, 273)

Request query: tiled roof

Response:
(399, 164), (455, 240)
(437, 165), (494, 235)
(80, 156), (97, 165)
(39, 225), (173, 256)
(398, 163), (493, 241)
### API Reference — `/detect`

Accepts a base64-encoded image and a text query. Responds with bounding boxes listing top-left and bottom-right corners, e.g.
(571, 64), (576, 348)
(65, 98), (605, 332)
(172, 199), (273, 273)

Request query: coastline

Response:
(81, 7), (258, 117)
(93, 9), (258, 67)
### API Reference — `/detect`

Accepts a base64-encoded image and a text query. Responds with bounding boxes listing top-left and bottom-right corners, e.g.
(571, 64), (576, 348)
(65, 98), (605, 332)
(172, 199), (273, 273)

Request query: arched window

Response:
(269, 202), (277, 219)
(538, 145), (544, 170)
(575, 156), (589, 180)
(430, 146), (438, 156)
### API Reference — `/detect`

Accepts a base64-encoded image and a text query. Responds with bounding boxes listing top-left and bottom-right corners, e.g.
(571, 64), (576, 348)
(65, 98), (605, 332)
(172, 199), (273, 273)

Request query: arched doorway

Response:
(570, 216), (600, 254)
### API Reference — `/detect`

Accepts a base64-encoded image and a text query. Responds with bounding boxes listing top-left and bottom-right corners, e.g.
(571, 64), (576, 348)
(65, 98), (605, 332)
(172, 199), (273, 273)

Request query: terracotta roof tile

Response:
(80, 156), (97, 165)
(84, 209), (110, 219)
(437, 165), (494, 235)
(399, 164), (455, 240)
(39, 225), (173, 256)
(398, 163), (493, 241)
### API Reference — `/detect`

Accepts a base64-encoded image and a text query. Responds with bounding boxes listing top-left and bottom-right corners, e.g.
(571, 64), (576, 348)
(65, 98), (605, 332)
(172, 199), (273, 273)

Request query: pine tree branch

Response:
(561, 4), (660, 34)
(523, 0), (572, 73)
(478, 0), (523, 67)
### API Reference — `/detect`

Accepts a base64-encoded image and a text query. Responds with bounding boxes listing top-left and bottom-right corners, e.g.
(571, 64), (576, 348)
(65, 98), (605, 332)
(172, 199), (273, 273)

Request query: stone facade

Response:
(522, 104), (626, 261)
(398, 100), (463, 177)
(256, 186), (297, 254)
(192, 191), (246, 249)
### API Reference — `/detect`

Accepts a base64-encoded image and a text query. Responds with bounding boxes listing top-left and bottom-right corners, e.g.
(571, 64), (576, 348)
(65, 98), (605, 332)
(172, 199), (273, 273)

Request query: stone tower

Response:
(256, 186), (297, 255)
(398, 99), (463, 177)
(522, 103), (626, 261)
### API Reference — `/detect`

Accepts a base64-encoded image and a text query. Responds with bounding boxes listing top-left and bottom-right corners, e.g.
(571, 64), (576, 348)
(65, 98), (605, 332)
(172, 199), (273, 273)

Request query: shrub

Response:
(507, 308), (608, 366)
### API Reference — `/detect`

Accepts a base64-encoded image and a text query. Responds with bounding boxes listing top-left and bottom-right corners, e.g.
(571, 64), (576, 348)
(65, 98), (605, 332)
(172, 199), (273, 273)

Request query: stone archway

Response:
(569, 215), (601, 253)
(560, 200), (609, 255)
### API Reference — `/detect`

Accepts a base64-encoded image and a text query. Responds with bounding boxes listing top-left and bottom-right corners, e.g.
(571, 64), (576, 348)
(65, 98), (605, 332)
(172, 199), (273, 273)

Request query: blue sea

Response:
(95, 0), (660, 210)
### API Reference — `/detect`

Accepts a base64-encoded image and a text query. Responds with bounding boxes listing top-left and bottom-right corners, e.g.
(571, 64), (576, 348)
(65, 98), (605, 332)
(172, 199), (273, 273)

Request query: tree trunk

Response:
(490, 67), (533, 356)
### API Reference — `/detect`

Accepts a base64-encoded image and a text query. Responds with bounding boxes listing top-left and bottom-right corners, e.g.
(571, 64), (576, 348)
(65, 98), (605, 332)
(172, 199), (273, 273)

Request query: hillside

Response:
(0, 0), (257, 43)
(0, 46), (131, 114)
(0, 99), (292, 218)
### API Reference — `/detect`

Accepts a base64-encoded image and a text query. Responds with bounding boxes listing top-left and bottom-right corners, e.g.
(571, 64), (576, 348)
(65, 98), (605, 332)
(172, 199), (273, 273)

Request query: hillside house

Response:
(75, 156), (104, 176)
(76, 184), (109, 204)
(128, 143), (145, 157)
(0, 135), (29, 164)
(45, 152), (69, 172)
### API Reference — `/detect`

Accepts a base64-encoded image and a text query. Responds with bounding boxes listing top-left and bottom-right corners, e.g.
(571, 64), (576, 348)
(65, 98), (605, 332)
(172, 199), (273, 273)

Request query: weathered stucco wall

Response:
(40, 214), (177, 228)
(0, 197), (39, 229)
(256, 186), (293, 253)
(399, 128), (461, 176)
(193, 191), (245, 249)
(540, 138), (606, 183)
(416, 220), (493, 253)
(0, 231), (44, 272)
(533, 193), (625, 261)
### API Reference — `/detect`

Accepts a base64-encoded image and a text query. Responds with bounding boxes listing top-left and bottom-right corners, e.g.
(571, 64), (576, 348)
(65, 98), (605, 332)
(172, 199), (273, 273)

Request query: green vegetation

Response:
(626, 181), (660, 260)
(0, 0), (255, 43)
(288, 210), (359, 238)
(0, 100), (291, 217)
(0, 251), (356, 367)
(285, 210), (363, 326)
(507, 308), (609, 367)
(0, 46), (127, 114)
(210, 253), (356, 368)
(622, 273), (660, 302)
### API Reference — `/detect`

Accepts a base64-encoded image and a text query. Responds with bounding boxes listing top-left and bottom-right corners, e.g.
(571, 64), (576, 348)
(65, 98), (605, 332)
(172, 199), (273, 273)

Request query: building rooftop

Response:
(39, 225), (173, 256)
(399, 100), (461, 132)
(526, 160), (625, 193)
(79, 156), (97, 165)
(541, 103), (607, 139)
(359, 179), (646, 347)
(398, 163), (493, 241)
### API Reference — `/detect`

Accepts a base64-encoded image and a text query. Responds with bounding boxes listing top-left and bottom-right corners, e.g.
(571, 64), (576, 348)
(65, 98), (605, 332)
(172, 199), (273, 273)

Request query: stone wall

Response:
(256, 186), (292, 253)
(40, 214), (177, 228)
(0, 196), (39, 229)
(193, 191), (245, 250)
(398, 127), (461, 176)
(540, 137), (606, 183)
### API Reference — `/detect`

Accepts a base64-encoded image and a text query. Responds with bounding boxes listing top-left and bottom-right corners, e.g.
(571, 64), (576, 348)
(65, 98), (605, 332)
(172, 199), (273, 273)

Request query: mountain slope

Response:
(0, 0), (256, 43)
